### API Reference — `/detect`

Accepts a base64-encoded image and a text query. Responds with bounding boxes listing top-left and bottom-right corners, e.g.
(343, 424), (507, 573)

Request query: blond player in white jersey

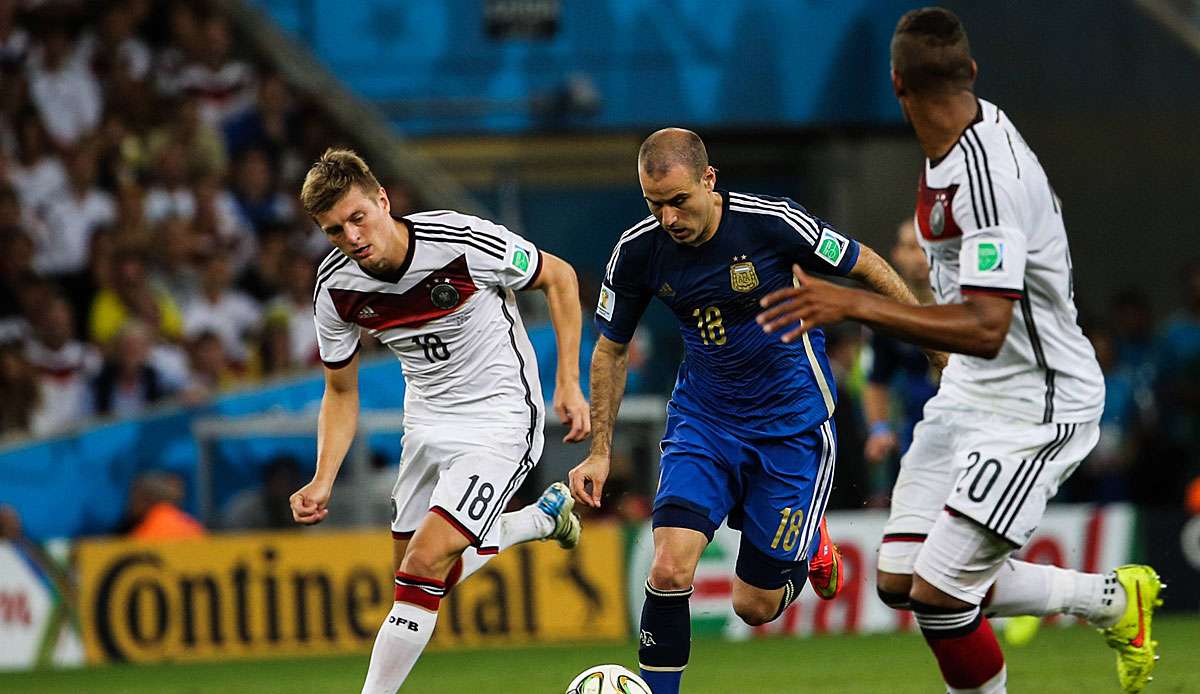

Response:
(289, 149), (590, 692)
(758, 8), (1161, 694)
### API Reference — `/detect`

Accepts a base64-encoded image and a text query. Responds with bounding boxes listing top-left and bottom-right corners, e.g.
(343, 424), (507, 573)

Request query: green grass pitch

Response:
(3, 616), (1197, 693)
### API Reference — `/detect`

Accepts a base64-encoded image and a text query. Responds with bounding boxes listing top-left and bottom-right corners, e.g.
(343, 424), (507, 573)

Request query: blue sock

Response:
(638, 581), (692, 694)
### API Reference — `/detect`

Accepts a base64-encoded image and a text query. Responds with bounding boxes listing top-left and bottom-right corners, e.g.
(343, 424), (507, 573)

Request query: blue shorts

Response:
(653, 410), (837, 564)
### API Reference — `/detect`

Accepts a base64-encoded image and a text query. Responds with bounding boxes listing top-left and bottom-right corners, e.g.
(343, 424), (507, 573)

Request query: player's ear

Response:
(377, 185), (390, 214)
(968, 59), (978, 84)
(891, 69), (905, 97)
(702, 165), (716, 191)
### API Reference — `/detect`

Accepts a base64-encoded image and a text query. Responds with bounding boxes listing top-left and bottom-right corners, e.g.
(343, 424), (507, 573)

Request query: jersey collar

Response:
(358, 214), (417, 283)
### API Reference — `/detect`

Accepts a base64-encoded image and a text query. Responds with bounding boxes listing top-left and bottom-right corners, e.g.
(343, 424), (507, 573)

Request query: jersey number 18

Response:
(691, 306), (727, 346)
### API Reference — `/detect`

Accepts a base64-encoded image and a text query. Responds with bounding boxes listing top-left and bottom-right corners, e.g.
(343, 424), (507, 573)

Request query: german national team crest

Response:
(729, 258), (759, 293)
(929, 194), (946, 237)
(430, 280), (459, 309)
(916, 173), (963, 241)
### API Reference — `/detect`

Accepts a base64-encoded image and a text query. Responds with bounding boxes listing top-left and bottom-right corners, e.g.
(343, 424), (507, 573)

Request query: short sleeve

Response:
(951, 161), (1026, 299)
(742, 194), (860, 276)
(595, 228), (653, 344)
(313, 285), (361, 369)
(446, 216), (543, 291)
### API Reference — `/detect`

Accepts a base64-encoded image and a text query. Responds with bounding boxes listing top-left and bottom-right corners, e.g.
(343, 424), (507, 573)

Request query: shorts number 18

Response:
(771, 507), (804, 551)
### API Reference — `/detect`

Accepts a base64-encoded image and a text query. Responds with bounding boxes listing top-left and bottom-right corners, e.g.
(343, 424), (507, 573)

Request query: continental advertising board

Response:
(76, 525), (627, 664)
(626, 504), (1135, 639)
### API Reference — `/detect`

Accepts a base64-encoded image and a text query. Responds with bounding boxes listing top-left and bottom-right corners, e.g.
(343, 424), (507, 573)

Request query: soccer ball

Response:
(566, 664), (652, 694)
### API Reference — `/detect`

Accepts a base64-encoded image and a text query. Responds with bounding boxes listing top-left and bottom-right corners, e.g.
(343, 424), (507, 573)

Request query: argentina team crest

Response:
(729, 256), (759, 292)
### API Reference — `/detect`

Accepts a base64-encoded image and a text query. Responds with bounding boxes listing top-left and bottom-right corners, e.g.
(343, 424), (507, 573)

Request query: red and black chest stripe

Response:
(916, 172), (963, 242)
(330, 254), (477, 330)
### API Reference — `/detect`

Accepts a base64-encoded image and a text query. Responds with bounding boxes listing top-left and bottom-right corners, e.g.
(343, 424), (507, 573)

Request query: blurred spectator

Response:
(1147, 260), (1200, 505)
(151, 215), (201, 305)
(143, 138), (194, 222)
(89, 247), (184, 346)
(167, 13), (255, 128)
(254, 310), (300, 378)
(862, 219), (938, 506)
(223, 71), (295, 165)
(9, 109), (66, 211)
(264, 251), (318, 366)
(25, 293), (100, 436)
(90, 320), (172, 418)
(237, 224), (289, 301)
(0, 0), (29, 73)
(146, 95), (226, 181)
(192, 173), (254, 267)
(0, 342), (38, 437)
(80, 1), (152, 86)
(26, 13), (102, 149)
(231, 147), (294, 234)
(0, 222), (36, 342)
(120, 470), (205, 540)
(1066, 327), (1135, 502)
(825, 323), (869, 510)
(219, 455), (305, 530)
(181, 329), (238, 401)
(182, 249), (261, 365)
(1111, 288), (1158, 382)
(36, 143), (116, 277)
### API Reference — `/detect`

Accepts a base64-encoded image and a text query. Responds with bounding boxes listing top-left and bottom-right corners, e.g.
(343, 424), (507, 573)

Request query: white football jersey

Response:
(313, 210), (545, 430)
(915, 99), (1104, 424)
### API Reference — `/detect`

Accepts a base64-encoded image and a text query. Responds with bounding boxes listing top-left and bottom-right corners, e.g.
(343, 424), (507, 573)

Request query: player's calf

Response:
(733, 536), (808, 625)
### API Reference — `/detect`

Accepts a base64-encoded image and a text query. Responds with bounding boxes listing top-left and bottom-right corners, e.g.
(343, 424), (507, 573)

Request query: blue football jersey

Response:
(596, 191), (861, 438)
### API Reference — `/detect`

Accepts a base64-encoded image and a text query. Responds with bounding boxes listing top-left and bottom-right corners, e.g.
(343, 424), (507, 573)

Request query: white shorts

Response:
(878, 396), (1099, 587)
(390, 424), (544, 553)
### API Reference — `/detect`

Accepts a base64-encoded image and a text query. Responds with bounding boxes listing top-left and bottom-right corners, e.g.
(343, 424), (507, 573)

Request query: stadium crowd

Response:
(0, 1), (1198, 516)
(0, 0), (411, 438)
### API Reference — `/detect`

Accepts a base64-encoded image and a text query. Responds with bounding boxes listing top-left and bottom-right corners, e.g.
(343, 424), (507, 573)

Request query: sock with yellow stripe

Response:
(638, 581), (692, 694)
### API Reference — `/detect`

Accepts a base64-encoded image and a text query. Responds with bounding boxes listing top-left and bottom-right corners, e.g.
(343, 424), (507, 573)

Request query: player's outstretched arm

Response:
(758, 265), (1014, 359)
(568, 335), (628, 508)
(527, 252), (591, 443)
(290, 353), (361, 525)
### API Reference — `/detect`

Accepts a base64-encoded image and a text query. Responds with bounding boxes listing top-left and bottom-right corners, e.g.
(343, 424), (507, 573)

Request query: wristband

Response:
(869, 421), (893, 437)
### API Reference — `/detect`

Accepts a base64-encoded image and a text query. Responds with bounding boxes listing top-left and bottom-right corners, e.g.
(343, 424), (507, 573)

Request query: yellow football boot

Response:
(1100, 565), (1164, 693)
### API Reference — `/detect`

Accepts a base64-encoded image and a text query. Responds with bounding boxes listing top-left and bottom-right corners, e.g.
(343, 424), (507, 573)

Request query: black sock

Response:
(769, 562), (809, 621)
(638, 581), (692, 693)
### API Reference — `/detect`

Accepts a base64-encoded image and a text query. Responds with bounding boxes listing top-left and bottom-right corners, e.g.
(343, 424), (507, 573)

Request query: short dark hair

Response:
(300, 148), (382, 217)
(638, 128), (709, 181)
(891, 7), (974, 95)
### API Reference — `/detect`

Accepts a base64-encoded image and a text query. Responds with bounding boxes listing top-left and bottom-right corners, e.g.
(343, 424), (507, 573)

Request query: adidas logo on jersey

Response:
(657, 282), (675, 298)
(357, 305), (378, 319)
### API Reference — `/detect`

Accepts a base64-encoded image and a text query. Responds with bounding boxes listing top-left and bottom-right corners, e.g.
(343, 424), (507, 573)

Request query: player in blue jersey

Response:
(568, 128), (935, 693)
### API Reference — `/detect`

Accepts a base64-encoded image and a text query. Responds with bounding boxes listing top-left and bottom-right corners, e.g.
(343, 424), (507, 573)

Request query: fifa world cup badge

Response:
(730, 257), (759, 292)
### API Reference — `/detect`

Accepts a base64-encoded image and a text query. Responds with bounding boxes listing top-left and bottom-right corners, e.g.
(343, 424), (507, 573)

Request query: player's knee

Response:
(399, 543), (460, 581)
(876, 571), (913, 610)
(648, 558), (696, 592)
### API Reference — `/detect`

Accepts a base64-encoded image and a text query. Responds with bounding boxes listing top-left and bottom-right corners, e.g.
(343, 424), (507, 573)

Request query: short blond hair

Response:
(299, 148), (382, 217)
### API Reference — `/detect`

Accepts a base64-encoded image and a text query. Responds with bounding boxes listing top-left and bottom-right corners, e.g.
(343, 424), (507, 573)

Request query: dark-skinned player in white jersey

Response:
(758, 8), (1162, 694)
